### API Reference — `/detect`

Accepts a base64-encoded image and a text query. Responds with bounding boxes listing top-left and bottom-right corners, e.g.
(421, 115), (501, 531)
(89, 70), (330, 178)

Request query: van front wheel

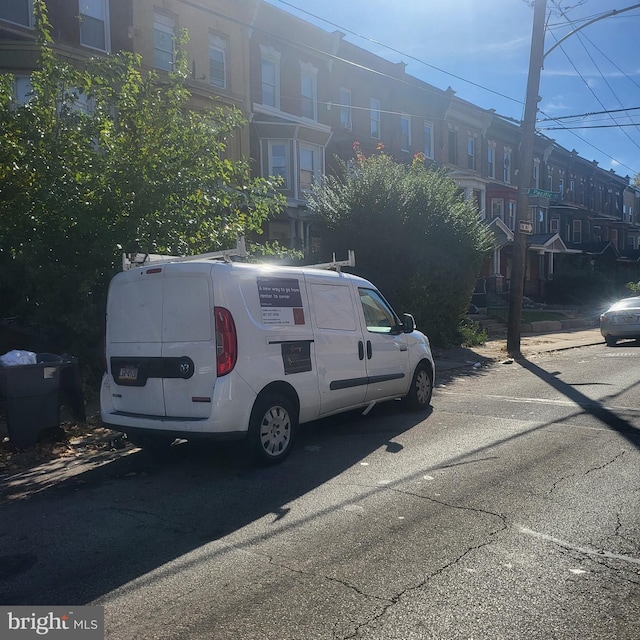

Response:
(405, 363), (433, 411)
(249, 393), (297, 465)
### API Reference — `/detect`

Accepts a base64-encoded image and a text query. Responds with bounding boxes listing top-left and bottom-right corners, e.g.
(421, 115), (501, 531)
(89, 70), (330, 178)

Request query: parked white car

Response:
(600, 296), (640, 346)
(100, 256), (435, 464)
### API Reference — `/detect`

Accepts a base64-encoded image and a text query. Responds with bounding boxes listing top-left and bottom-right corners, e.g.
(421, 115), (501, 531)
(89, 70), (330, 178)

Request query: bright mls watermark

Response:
(1, 607), (104, 638)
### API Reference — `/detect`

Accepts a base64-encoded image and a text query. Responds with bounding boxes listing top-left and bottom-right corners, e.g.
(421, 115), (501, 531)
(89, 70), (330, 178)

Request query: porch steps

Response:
(469, 313), (507, 338)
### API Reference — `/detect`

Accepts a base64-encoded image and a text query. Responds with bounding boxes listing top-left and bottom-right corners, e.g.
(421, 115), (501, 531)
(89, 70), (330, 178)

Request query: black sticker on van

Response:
(282, 341), (312, 374)
(257, 277), (305, 326)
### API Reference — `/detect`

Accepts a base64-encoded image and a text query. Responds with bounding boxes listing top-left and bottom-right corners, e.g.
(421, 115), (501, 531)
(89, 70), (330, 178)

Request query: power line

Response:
(537, 106), (640, 121)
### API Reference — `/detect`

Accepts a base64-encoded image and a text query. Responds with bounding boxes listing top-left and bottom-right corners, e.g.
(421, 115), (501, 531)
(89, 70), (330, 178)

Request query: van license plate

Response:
(119, 366), (138, 382)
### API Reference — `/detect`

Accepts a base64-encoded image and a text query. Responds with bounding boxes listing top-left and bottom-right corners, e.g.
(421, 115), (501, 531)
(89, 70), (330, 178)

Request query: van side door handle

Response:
(358, 340), (364, 360)
(366, 340), (372, 359)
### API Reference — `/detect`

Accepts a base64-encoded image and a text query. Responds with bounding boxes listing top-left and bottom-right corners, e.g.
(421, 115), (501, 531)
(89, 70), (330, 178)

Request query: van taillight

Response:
(214, 307), (237, 376)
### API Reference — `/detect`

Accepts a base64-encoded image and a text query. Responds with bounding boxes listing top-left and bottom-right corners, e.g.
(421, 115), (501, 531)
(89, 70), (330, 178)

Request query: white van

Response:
(100, 254), (435, 464)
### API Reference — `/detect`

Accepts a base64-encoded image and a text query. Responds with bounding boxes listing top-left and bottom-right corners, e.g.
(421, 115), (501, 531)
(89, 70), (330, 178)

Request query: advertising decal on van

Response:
(257, 277), (305, 326)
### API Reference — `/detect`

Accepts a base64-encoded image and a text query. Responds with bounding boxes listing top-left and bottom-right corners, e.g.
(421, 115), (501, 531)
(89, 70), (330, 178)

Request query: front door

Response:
(357, 288), (410, 402)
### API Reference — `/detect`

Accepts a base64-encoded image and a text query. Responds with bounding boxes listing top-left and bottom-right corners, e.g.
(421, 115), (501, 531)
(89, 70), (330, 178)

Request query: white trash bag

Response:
(0, 350), (37, 366)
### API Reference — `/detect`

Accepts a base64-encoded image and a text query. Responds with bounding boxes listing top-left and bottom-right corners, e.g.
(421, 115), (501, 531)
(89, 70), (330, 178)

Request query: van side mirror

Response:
(401, 313), (415, 333)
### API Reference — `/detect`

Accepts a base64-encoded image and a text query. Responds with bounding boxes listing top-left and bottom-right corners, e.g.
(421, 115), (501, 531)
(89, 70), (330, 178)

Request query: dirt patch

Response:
(0, 406), (126, 478)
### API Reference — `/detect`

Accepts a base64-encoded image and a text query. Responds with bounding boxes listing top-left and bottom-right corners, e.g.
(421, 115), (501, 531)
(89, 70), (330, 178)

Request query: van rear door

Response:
(106, 263), (218, 419)
(160, 265), (217, 419)
(106, 267), (167, 416)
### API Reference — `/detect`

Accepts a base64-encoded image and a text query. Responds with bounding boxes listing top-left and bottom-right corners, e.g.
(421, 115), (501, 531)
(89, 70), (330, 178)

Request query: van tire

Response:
(248, 393), (297, 465)
(405, 363), (433, 411)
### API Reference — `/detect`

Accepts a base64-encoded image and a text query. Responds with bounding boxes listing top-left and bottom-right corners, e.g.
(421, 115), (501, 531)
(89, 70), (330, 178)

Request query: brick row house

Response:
(2, 0), (639, 301)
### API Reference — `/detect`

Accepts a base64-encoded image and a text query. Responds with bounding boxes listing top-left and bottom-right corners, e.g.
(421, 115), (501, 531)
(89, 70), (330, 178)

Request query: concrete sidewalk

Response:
(434, 326), (603, 373)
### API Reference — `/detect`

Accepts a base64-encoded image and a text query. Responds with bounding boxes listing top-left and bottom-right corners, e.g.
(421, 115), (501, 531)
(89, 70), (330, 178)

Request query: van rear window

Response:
(163, 276), (212, 342)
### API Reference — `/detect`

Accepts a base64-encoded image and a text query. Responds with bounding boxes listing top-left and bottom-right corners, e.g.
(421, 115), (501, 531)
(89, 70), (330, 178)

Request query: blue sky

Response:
(266, 0), (640, 179)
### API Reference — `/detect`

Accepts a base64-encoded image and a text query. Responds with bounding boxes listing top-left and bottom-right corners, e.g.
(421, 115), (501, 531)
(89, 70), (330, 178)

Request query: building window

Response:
(400, 115), (411, 151)
(299, 144), (321, 193)
(611, 228), (618, 248)
(550, 218), (559, 234)
(533, 160), (540, 189)
(572, 219), (582, 244)
(209, 33), (227, 89)
(558, 178), (564, 199)
(370, 98), (381, 139)
(487, 143), (495, 179)
(507, 200), (516, 230)
(593, 225), (601, 242)
(423, 122), (433, 159)
(537, 208), (546, 234)
(268, 141), (289, 189)
(14, 76), (33, 104)
(300, 64), (318, 121)
(154, 12), (174, 71)
(491, 198), (504, 221)
(503, 148), (511, 183)
(79, 0), (109, 51)
(339, 87), (351, 130)
(261, 46), (281, 109)
(0, 0), (32, 27)
(547, 171), (553, 191)
(467, 136), (475, 170)
(448, 129), (457, 164)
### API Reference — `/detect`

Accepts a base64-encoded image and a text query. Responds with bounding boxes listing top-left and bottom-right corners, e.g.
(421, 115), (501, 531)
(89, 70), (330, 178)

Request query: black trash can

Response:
(0, 353), (69, 449)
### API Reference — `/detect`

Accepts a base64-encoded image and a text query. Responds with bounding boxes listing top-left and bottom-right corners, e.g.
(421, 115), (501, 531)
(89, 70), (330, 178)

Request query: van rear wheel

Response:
(248, 393), (297, 465)
(405, 363), (433, 411)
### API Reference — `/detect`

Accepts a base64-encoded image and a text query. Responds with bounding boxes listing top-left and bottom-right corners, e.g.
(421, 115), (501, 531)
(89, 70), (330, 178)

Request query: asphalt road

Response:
(1, 342), (639, 639)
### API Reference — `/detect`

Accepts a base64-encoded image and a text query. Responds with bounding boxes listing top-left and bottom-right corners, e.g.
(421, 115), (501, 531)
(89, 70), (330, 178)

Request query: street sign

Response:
(527, 188), (560, 199)
(519, 220), (533, 234)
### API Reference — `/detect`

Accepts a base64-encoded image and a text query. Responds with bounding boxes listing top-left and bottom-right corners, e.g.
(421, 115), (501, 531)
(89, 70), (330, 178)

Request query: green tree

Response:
(308, 148), (492, 346)
(0, 1), (284, 378)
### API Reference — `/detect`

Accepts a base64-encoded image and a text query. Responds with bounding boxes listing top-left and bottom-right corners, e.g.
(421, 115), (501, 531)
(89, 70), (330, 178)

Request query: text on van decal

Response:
(257, 277), (305, 326)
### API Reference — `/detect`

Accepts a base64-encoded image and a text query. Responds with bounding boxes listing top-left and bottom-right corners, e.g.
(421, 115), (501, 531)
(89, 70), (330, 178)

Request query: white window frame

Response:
(533, 159), (540, 189)
(260, 46), (281, 110)
(537, 208), (546, 234)
(400, 115), (411, 152)
(267, 140), (289, 190)
(153, 11), (175, 72)
(423, 121), (433, 159)
(370, 98), (381, 139)
(487, 142), (495, 179)
(79, 0), (110, 52)
(507, 200), (516, 230)
(0, 0), (33, 28)
(339, 87), (352, 131)
(208, 33), (227, 89)
(300, 63), (318, 121)
(467, 136), (475, 170)
(14, 76), (33, 104)
(298, 143), (322, 194)
(550, 218), (559, 234)
(491, 198), (504, 221)
(503, 147), (512, 184)
(572, 219), (582, 244)
(558, 178), (564, 199)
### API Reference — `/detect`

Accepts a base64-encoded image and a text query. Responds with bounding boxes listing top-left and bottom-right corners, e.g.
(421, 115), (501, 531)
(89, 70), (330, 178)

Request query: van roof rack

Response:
(306, 250), (355, 272)
(122, 237), (248, 271)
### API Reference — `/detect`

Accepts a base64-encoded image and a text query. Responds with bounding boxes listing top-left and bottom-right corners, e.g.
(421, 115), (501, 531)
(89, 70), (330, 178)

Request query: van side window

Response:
(358, 288), (398, 333)
(310, 284), (357, 330)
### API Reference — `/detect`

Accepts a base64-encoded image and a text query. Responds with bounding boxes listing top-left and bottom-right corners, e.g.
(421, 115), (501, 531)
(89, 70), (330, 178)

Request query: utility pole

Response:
(507, 0), (547, 357)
